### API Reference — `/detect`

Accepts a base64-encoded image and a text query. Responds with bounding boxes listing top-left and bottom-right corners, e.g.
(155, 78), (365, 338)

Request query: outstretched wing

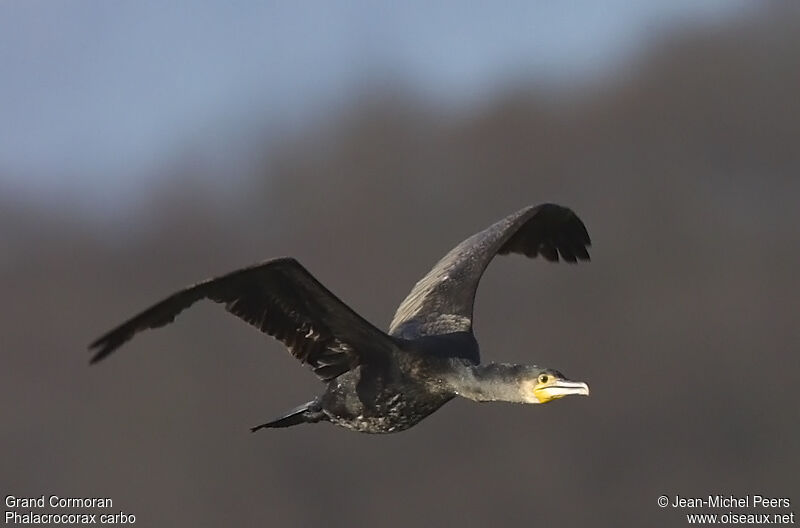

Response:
(89, 257), (395, 381)
(389, 203), (591, 339)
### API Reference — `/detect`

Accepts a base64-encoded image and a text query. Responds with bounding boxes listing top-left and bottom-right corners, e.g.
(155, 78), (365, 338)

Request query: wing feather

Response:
(389, 203), (591, 339)
(89, 257), (393, 381)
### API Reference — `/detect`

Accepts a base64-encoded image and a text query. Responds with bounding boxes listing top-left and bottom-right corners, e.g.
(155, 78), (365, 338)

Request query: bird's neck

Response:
(445, 362), (529, 403)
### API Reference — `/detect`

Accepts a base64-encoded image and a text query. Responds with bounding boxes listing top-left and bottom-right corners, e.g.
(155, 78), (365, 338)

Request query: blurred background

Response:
(2, 1), (799, 526)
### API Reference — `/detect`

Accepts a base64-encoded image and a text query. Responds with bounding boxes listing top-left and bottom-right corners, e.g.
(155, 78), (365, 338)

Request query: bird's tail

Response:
(250, 400), (323, 432)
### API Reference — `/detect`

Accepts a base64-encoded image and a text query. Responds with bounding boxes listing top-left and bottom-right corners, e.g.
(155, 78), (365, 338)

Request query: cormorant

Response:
(90, 203), (591, 434)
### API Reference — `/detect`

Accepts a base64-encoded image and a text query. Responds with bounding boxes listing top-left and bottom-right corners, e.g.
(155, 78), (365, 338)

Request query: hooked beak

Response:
(534, 379), (590, 403)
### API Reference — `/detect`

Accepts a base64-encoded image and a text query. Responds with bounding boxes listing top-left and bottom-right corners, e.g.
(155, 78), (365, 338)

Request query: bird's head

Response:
(459, 363), (590, 404)
(519, 368), (590, 404)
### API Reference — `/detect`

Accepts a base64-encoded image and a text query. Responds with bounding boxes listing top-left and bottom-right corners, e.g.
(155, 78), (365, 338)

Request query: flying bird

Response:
(90, 203), (592, 434)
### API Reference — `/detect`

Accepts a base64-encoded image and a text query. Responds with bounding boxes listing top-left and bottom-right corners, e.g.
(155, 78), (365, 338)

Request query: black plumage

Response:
(90, 203), (592, 434)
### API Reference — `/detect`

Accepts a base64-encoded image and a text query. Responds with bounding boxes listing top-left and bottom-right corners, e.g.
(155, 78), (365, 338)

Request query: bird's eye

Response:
(539, 374), (549, 384)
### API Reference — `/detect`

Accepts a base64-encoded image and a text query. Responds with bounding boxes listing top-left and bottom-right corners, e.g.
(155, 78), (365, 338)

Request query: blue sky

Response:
(0, 1), (750, 204)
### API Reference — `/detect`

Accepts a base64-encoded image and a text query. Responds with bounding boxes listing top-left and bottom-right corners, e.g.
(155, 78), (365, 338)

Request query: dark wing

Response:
(89, 257), (395, 381)
(388, 203), (590, 339)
